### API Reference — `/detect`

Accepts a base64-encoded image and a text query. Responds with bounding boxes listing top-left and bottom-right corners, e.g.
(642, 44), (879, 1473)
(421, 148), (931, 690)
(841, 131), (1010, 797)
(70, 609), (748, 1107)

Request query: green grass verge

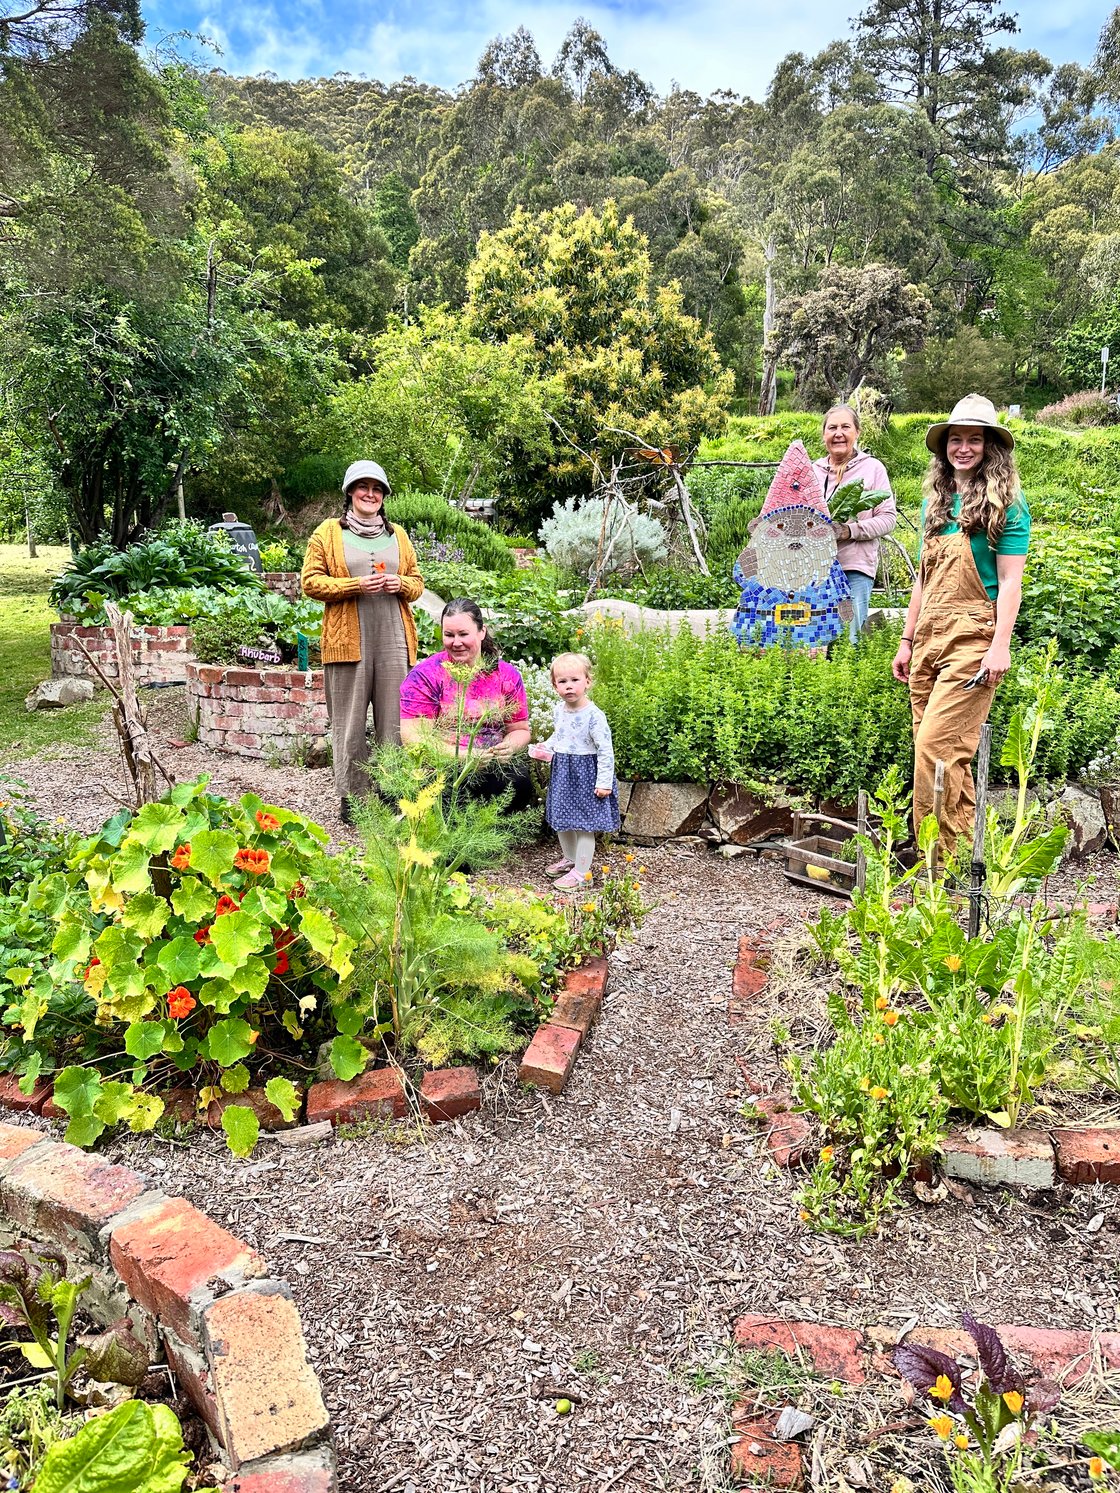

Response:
(0, 543), (110, 764)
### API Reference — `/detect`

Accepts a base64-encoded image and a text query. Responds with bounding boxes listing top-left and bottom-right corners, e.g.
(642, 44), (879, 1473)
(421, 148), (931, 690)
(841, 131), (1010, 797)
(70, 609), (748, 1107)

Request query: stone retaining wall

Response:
(0, 1122), (336, 1491)
(186, 662), (329, 762)
(263, 572), (302, 603)
(51, 620), (197, 686)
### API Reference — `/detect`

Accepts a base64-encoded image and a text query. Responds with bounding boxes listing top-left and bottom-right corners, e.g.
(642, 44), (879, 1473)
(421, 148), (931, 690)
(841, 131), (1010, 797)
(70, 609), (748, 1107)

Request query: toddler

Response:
(529, 652), (620, 890)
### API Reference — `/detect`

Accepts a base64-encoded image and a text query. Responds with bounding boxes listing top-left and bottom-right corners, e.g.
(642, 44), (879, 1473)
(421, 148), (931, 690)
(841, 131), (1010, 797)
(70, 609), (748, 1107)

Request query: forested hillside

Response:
(3, 0), (1120, 539)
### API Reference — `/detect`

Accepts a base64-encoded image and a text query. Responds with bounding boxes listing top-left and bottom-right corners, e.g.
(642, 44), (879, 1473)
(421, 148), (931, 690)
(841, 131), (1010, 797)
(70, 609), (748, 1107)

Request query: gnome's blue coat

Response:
(730, 505), (852, 649)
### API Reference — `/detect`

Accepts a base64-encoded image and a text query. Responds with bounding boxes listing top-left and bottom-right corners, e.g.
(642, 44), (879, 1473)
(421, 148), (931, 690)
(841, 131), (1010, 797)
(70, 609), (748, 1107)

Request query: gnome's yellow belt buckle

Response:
(773, 601), (812, 626)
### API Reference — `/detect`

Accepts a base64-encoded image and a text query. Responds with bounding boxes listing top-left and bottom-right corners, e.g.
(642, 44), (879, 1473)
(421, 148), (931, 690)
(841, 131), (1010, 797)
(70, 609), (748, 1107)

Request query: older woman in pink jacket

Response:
(812, 404), (897, 642)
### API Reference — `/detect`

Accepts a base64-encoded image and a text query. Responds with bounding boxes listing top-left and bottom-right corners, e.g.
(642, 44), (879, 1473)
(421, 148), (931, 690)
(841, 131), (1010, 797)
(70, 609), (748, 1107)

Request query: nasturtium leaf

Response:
(171, 877), (214, 923)
(86, 868), (125, 915)
(228, 956), (269, 1002)
(125, 1021), (168, 1061)
(98, 807), (132, 847)
(94, 923), (144, 968)
(267, 849), (302, 892)
(247, 886), (288, 925)
(4, 965), (32, 988)
(110, 987), (158, 1022)
(121, 893), (170, 942)
(169, 779), (203, 807)
(52, 917), (91, 965)
(65, 1113), (106, 1148)
(334, 1001), (365, 1037)
(188, 829), (238, 886)
(264, 1076), (299, 1122)
(197, 978), (240, 1015)
(328, 930), (357, 982)
(20, 1049), (44, 1086)
(204, 1018), (254, 1067)
(209, 909), (267, 967)
(52, 1065), (101, 1118)
(221, 1103), (260, 1158)
(329, 1034), (368, 1081)
(220, 1063), (250, 1094)
(156, 937), (202, 988)
(125, 1096), (165, 1135)
(111, 838), (155, 895)
(296, 903), (335, 959)
(130, 803), (187, 854)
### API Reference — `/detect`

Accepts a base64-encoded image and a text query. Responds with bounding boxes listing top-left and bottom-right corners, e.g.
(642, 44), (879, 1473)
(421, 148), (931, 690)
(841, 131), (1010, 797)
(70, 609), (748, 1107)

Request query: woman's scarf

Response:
(343, 511), (389, 539)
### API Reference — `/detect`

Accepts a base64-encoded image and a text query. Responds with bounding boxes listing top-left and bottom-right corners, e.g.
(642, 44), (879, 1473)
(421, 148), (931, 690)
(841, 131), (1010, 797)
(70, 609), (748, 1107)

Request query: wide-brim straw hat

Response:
(341, 459), (393, 495)
(925, 393), (1014, 452)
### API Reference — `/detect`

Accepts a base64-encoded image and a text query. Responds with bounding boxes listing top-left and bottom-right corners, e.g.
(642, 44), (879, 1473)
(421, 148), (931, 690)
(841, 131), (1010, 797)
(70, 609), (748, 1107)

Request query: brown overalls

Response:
(908, 528), (997, 847)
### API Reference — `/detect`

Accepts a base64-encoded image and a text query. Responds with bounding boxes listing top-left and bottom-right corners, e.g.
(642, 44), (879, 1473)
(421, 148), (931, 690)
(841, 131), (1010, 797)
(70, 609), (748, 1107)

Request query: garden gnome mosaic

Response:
(730, 440), (853, 648)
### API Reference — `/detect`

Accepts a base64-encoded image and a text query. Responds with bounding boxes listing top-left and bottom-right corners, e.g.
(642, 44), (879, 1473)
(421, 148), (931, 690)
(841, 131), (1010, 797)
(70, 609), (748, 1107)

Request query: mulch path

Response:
(8, 702), (1120, 1491)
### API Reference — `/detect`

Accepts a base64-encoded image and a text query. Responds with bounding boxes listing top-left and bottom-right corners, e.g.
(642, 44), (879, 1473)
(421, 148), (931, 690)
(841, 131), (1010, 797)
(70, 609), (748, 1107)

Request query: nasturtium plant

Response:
(21, 779), (372, 1154)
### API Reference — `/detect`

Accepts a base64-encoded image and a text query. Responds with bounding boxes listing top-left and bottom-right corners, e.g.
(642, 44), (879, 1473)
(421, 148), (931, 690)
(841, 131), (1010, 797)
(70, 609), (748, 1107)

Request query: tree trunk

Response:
(757, 232), (778, 417)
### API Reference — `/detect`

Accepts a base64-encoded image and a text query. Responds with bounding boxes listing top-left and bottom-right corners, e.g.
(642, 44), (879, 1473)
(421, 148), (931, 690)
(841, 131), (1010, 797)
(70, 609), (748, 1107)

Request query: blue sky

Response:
(143, 0), (1111, 98)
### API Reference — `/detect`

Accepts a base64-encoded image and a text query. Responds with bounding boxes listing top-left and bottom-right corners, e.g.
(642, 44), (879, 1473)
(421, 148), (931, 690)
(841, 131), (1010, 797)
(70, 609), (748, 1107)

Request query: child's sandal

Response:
(545, 859), (574, 877)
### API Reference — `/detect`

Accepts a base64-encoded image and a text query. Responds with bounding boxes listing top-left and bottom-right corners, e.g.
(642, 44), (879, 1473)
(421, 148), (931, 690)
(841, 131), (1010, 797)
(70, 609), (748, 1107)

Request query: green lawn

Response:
(0, 543), (110, 764)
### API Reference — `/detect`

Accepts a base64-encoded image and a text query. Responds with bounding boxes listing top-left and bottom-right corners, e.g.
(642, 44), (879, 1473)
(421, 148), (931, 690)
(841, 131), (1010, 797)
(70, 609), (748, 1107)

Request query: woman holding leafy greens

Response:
(301, 460), (425, 823)
(399, 597), (534, 811)
(891, 394), (1030, 848)
(812, 404), (897, 642)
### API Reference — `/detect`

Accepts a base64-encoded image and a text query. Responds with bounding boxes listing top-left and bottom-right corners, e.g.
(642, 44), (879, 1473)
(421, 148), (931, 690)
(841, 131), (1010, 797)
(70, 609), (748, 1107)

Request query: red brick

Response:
(203, 1286), (329, 1469)
(733, 936), (770, 1002)
(0, 1074), (52, 1113)
(749, 1091), (793, 1121)
(0, 1123), (48, 1166)
(109, 1196), (266, 1342)
(221, 1448), (336, 1492)
(305, 1069), (407, 1125)
(518, 1024), (581, 1094)
(1, 1145), (149, 1258)
(734, 1315), (867, 1384)
(223, 669), (264, 687)
(942, 1128), (1055, 1190)
(1054, 1127), (1120, 1185)
(163, 1326), (221, 1438)
(40, 1091), (65, 1120)
(420, 1067), (481, 1123)
(548, 988), (599, 1038)
(730, 1408), (803, 1488)
(206, 1089), (301, 1132)
(563, 957), (608, 1000)
(225, 732), (264, 751)
(767, 1114), (811, 1169)
(159, 1089), (200, 1125)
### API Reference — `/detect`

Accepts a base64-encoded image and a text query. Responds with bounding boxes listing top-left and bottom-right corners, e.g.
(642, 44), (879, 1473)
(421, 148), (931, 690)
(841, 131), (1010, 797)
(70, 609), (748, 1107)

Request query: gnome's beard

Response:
(755, 532), (832, 591)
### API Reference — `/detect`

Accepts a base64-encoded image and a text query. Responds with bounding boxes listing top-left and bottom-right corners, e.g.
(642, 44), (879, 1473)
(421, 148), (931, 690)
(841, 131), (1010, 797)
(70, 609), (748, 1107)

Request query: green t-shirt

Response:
(918, 494), (1030, 600)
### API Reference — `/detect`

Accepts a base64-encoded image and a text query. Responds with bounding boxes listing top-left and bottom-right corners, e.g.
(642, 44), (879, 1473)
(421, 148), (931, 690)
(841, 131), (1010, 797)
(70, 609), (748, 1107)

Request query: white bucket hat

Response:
(925, 394), (1014, 452)
(341, 460), (392, 496)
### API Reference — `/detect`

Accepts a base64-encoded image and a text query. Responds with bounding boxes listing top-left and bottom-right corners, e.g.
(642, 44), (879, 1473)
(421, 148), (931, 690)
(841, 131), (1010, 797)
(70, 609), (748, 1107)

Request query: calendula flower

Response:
(638, 865), (646, 874)
(1090, 1457), (1106, 1478)
(255, 810), (280, 833)
(953, 1433), (969, 1450)
(624, 853), (635, 863)
(871, 1033), (885, 1046)
(819, 1146), (834, 1162)
(875, 995), (889, 1010)
(870, 1085), (889, 1100)
(930, 1375), (955, 1403)
(928, 1415), (953, 1440)
(215, 893), (241, 916)
(168, 987), (196, 1019)
(584, 871), (593, 882)
(582, 902), (596, 912)
(981, 1013), (993, 1024)
(170, 844), (191, 871)
(858, 1075), (871, 1092)
(882, 1009), (899, 1027)
(1002, 1390), (1023, 1415)
(944, 954), (963, 973)
(602, 864), (611, 874)
(234, 847), (270, 875)
(798, 1209), (810, 1222)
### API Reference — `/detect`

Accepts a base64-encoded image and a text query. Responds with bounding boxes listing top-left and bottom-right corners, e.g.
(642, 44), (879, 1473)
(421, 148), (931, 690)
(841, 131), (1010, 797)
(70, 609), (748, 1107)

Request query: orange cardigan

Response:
(300, 520), (424, 666)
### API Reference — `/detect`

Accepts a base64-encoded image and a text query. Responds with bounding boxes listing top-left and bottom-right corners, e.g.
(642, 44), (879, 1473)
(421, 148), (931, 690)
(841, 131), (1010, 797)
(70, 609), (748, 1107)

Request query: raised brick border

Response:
(263, 572), (303, 603)
(186, 661), (328, 762)
(51, 620), (197, 686)
(0, 1122), (336, 1489)
(730, 1312), (1120, 1487)
(518, 957), (609, 1095)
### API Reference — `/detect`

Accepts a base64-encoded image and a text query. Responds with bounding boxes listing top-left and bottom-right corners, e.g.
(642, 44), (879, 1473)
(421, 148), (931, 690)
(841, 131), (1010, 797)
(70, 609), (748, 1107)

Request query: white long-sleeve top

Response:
(540, 701), (616, 793)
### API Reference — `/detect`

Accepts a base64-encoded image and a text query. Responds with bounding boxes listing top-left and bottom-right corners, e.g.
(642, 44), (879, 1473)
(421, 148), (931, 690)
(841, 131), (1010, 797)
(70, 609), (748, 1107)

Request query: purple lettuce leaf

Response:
(893, 1341), (968, 1413)
(1026, 1379), (1061, 1416)
(962, 1312), (1022, 1395)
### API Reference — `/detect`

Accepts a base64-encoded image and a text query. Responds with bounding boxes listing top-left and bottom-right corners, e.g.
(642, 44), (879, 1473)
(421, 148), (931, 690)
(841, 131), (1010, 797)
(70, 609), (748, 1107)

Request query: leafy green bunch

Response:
(50, 522), (261, 616)
(567, 855), (650, 959)
(19, 780), (365, 1155)
(29, 1400), (213, 1493)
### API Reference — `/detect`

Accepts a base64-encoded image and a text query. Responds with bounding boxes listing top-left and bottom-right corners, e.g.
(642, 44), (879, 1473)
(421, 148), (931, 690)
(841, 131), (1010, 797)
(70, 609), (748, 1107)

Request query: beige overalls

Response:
(908, 527), (998, 847)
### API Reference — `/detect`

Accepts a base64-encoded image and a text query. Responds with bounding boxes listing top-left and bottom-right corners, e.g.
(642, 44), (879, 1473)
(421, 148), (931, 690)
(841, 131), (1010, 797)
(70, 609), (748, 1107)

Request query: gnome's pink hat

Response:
(759, 441), (829, 517)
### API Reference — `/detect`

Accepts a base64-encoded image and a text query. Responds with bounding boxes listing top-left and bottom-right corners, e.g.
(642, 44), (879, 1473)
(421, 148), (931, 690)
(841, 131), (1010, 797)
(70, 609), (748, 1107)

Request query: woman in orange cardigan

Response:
(301, 461), (424, 822)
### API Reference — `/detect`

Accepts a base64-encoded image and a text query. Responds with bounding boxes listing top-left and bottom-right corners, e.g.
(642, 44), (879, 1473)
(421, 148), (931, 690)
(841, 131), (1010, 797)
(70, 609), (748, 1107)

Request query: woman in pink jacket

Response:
(811, 404), (897, 642)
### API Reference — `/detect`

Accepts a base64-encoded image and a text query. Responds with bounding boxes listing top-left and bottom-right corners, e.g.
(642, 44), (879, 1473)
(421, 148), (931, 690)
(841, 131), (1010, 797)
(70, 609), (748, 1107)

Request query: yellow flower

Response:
(981, 1014), (993, 1025)
(1002, 1390), (1023, 1415)
(871, 1033), (885, 1046)
(399, 838), (436, 868)
(870, 1085), (889, 1100)
(583, 871), (593, 882)
(602, 864), (611, 874)
(928, 1415), (953, 1440)
(582, 902), (596, 913)
(624, 852), (635, 862)
(954, 1433), (969, 1450)
(944, 954), (963, 973)
(819, 1146), (834, 1162)
(638, 865), (647, 874)
(858, 1076), (871, 1092)
(1090, 1457), (1106, 1479)
(930, 1375), (955, 1403)
(798, 1209), (810, 1222)
(882, 1009), (900, 1026)
(875, 995), (889, 1010)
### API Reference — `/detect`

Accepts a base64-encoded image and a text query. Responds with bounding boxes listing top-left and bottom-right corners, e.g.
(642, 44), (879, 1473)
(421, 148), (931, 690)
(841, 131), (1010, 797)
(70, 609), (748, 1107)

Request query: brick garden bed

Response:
(186, 661), (329, 761)
(51, 619), (197, 686)
(263, 572), (302, 603)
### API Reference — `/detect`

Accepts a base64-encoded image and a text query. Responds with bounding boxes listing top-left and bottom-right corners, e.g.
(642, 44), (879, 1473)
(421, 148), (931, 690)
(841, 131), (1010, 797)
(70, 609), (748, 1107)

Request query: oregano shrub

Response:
(21, 780), (368, 1152)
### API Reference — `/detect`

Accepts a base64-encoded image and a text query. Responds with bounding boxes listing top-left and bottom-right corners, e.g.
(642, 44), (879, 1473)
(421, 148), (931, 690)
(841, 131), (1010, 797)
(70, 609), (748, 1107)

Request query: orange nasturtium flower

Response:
(255, 810), (280, 833)
(1002, 1390), (1024, 1415)
(194, 926), (211, 945)
(234, 847), (271, 875)
(928, 1415), (953, 1440)
(930, 1375), (955, 1403)
(215, 893), (241, 917)
(170, 844), (191, 871)
(168, 987), (196, 1019)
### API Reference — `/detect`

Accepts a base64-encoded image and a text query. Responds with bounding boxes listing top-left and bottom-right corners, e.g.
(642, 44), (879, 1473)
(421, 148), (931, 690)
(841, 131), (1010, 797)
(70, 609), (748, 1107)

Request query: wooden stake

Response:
(968, 724), (992, 940)
(932, 759), (945, 828)
(855, 789), (868, 895)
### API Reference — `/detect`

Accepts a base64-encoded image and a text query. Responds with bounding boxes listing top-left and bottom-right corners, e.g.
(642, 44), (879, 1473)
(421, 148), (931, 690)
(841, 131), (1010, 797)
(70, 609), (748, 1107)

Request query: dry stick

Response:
(855, 789), (869, 896)
(666, 461), (709, 576)
(932, 759), (946, 829)
(72, 611), (172, 803)
(968, 723), (993, 940)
